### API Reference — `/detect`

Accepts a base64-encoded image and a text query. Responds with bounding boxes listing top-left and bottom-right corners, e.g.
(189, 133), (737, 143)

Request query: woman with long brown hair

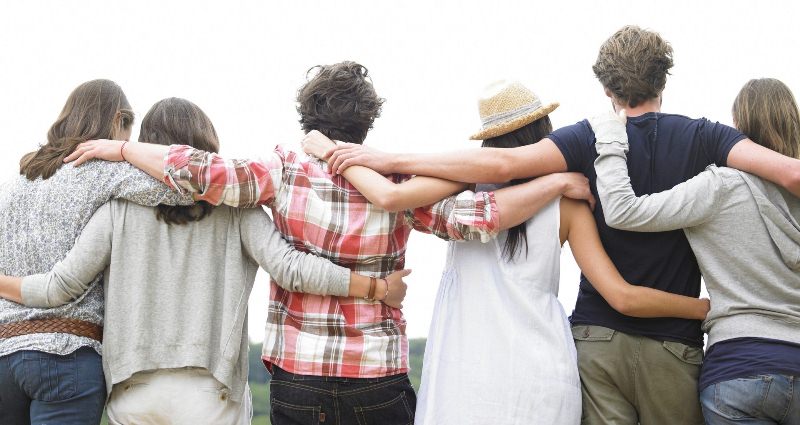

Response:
(0, 79), (192, 424)
(592, 78), (800, 424)
(0, 97), (410, 424)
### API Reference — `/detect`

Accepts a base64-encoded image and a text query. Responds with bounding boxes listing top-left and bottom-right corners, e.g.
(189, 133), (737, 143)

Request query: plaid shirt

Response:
(164, 144), (499, 378)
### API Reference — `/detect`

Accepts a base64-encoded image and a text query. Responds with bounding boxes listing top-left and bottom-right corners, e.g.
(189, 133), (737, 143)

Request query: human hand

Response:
(380, 269), (411, 309)
(557, 172), (596, 211)
(328, 143), (393, 175)
(301, 130), (337, 160)
(63, 139), (126, 166)
(589, 109), (628, 150)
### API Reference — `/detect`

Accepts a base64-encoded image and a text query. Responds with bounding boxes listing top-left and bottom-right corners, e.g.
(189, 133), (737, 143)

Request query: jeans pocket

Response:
(662, 340), (704, 365)
(21, 351), (77, 402)
(354, 391), (414, 425)
(270, 381), (323, 425)
(711, 377), (771, 419)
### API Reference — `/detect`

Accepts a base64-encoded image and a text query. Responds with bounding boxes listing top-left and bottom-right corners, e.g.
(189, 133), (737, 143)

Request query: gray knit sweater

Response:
(20, 200), (350, 402)
(594, 138), (800, 348)
(0, 160), (192, 357)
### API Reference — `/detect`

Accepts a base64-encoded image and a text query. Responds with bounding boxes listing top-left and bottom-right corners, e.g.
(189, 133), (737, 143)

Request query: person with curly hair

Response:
(309, 27), (800, 424)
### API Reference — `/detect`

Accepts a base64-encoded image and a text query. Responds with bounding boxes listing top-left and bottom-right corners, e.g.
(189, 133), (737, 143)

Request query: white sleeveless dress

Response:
(415, 198), (581, 424)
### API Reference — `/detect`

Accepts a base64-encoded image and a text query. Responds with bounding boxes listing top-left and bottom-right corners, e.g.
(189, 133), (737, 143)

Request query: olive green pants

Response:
(572, 325), (704, 425)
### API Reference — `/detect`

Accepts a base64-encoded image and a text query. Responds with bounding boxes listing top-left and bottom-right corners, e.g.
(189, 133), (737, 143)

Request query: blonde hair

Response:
(733, 78), (800, 159)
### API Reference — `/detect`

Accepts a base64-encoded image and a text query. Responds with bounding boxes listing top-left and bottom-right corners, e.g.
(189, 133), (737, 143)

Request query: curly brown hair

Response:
(592, 26), (673, 108)
(296, 61), (384, 144)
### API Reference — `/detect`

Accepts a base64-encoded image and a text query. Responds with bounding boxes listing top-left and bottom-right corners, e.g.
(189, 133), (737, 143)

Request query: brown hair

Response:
(296, 61), (384, 144)
(138, 98), (219, 225)
(732, 78), (800, 159)
(482, 116), (553, 261)
(20, 79), (134, 180)
(592, 25), (673, 108)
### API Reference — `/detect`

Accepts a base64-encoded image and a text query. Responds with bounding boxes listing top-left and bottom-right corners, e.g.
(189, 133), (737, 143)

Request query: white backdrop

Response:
(1, 0), (798, 341)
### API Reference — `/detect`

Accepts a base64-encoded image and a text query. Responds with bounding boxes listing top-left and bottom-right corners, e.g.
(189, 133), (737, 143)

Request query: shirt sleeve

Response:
(163, 144), (286, 208)
(100, 161), (194, 206)
(239, 207), (350, 297)
(698, 119), (747, 166)
(548, 120), (595, 172)
(21, 203), (113, 308)
(594, 139), (727, 232)
(406, 190), (500, 242)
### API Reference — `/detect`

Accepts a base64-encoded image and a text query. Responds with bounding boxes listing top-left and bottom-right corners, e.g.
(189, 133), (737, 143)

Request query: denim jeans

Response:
(269, 366), (416, 425)
(0, 347), (106, 425)
(700, 375), (799, 425)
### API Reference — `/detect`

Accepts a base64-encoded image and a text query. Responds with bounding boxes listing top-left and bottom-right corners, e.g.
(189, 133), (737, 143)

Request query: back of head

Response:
(139, 97), (219, 225)
(733, 78), (800, 159)
(593, 25), (673, 108)
(20, 79), (134, 180)
(296, 61), (384, 144)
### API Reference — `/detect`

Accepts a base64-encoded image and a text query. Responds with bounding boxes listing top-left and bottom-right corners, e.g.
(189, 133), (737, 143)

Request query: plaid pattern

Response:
(164, 144), (499, 377)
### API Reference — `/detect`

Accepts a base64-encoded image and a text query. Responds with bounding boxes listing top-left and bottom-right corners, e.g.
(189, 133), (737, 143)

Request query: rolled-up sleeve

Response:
(163, 145), (286, 209)
(406, 190), (499, 242)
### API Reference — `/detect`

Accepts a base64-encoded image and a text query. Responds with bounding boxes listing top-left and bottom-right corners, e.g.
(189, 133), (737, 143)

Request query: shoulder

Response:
(549, 120), (594, 145)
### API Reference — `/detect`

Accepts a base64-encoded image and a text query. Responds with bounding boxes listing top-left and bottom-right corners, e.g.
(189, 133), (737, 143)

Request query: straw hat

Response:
(470, 80), (559, 140)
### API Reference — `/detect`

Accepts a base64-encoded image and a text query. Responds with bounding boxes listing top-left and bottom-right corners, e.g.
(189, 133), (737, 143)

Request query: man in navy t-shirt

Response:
(316, 26), (800, 425)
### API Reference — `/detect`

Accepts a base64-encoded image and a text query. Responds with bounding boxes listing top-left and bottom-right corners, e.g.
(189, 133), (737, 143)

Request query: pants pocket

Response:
(662, 340), (704, 366)
(710, 377), (771, 420)
(21, 351), (77, 402)
(270, 382), (323, 425)
(354, 390), (414, 425)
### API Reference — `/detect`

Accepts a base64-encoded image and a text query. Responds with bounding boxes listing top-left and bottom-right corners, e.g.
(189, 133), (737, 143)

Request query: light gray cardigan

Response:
(594, 134), (800, 348)
(21, 200), (350, 402)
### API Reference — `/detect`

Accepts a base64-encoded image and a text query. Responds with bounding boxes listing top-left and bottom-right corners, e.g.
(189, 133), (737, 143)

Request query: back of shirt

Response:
(549, 112), (745, 347)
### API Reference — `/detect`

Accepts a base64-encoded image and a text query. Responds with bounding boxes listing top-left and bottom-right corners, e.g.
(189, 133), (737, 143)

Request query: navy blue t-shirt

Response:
(699, 338), (800, 390)
(549, 113), (746, 347)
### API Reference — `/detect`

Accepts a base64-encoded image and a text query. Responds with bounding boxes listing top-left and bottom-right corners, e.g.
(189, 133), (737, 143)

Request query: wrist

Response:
(375, 278), (389, 301)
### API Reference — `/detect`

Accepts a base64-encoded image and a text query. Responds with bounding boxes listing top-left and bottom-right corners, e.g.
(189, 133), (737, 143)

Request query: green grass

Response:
(100, 339), (426, 424)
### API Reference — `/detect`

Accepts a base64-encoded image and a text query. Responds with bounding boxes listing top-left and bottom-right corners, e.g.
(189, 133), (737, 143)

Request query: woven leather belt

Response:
(0, 318), (103, 342)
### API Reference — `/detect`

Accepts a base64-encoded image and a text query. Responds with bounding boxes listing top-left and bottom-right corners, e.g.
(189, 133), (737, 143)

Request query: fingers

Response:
(329, 150), (358, 174)
(72, 152), (96, 167)
(63, 141), (96, 164)
(587, 193), (597, 211)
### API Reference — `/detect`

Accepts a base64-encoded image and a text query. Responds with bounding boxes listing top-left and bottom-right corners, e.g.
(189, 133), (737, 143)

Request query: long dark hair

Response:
(482, 116), (553, 261)
(20, 79), (134, 180)
(138, 98), (219, 225)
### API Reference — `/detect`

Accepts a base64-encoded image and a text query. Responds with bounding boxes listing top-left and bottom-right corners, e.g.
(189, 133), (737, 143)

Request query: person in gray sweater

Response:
(0, 79), (195, 425)
(0, 98), (410, 425)
(591, 78), (800, 425)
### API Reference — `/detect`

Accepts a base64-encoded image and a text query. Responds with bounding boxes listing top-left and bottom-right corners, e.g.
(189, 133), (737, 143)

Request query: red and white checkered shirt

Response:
(163, 144), (499, 378)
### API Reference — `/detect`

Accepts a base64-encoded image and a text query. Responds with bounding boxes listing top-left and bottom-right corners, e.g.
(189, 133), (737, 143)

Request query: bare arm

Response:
(727, 138), (800, 197)
(494, 173), (593, 230)
(559, 198), (709, 320)
(65, 140), (168, 182)
(340, 170), (465, 212)
(0, 276), (22, 304)
(322, 138), (568, 183)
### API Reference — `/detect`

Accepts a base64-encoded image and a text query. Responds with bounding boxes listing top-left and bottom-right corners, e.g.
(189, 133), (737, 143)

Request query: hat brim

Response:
(469, 102), (559, 140)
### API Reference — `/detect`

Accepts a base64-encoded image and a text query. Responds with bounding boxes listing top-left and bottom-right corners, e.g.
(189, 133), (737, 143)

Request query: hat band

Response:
(481, 100), (543, 128)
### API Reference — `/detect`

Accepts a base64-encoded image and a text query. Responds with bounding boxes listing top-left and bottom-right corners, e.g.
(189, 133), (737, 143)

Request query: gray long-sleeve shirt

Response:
(0, 160), (193, 357)
(594, 138), (800, 348)
(20, 200), (350, 401)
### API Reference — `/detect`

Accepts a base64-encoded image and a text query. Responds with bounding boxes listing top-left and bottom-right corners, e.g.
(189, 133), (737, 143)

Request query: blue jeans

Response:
(700, 375), (799, 425)
(0, 347), (106, 425)
(269, 366), (416, 425)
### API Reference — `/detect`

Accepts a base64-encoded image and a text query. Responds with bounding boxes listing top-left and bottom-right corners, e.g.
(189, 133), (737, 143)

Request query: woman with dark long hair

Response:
(0, 79), (192, 424)
(592, 78), (800, 425)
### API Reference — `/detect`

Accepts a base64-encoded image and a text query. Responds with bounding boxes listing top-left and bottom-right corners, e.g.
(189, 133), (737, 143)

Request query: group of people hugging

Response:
(0, 25), (798, 425)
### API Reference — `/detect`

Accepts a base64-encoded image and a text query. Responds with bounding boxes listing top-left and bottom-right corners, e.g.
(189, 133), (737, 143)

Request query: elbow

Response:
(784, 165), (800, 196)
(374, 187), (405, 212)
(607, 287), (636, 317)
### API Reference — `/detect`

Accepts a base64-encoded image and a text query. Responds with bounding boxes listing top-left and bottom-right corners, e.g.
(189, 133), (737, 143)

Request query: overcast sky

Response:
(1, 0), (798, 340)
